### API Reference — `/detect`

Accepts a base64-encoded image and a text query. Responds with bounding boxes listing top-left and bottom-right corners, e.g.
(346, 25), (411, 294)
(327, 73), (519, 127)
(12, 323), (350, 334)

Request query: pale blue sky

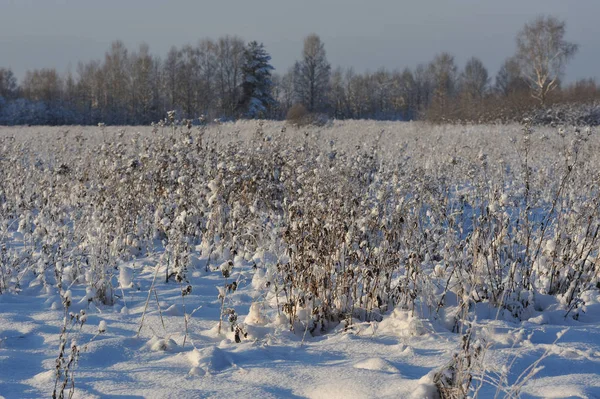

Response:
(1, 0), (597, 83)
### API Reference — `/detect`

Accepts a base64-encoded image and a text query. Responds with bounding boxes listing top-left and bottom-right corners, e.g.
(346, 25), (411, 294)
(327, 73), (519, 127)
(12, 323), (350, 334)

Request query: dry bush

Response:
(286, 103), (309, 125)
(285, 103), (330, 127)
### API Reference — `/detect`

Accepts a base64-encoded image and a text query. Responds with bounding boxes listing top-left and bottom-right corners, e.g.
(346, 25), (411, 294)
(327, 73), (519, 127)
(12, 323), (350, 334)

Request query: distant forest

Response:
(0, 16), (599, 125)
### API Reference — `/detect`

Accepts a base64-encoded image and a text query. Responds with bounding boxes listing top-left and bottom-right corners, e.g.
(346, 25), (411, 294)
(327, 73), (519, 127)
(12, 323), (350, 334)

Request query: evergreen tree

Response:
(240, 41), (275, 118)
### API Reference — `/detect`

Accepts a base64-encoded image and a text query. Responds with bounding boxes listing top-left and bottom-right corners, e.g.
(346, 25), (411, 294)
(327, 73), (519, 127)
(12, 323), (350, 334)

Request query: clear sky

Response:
(1, 0), (598, 83)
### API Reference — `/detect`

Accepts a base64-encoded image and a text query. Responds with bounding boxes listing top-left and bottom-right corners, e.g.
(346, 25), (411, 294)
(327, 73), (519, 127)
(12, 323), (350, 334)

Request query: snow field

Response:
(0, 121), (599, 398)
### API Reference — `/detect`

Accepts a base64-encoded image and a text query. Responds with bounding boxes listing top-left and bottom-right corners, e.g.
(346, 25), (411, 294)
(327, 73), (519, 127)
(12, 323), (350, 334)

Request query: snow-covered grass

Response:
(0, 120), (599, 398)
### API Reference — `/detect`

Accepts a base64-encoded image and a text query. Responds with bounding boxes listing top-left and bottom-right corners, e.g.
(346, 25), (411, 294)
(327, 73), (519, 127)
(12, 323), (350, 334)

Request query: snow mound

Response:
(378, 308), (428, 337)
(187, 346), (235, 375)
(118, 265), (133, 288)
(146, 336), (178, 352)
(188, 366), (207, 377)
(244, 302), (266, 325)
(164, 304), (183, 316)
(353, 357), (399, 373)
(28, 370), (55, 385)
(251, 267), (266, 290)
(411, 371), (440, 399)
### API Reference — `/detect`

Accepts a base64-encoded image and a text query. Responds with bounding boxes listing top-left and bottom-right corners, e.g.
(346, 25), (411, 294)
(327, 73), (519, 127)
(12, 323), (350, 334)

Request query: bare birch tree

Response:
(293, 34), (331, 112)
(515, 15), (578, 104)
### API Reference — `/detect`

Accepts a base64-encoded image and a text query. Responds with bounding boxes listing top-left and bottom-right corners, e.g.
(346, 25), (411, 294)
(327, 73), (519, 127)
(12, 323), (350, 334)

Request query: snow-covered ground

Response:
(0, 121), (599, 398)
(2, 253), (600, 398)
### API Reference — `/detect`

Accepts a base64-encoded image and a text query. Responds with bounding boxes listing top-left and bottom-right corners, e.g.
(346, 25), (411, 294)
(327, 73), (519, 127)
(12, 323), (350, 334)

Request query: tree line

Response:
(0, 15), (598, 125)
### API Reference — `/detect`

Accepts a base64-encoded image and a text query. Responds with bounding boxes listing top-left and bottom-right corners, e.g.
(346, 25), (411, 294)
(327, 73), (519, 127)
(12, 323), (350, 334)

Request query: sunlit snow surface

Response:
(1, 263), (599, 398)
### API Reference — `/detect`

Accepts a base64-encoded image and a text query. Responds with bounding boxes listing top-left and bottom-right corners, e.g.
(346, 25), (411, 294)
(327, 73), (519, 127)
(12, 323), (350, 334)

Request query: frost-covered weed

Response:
(0, 122), (599, 321)
(52, 289), (105, 399)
